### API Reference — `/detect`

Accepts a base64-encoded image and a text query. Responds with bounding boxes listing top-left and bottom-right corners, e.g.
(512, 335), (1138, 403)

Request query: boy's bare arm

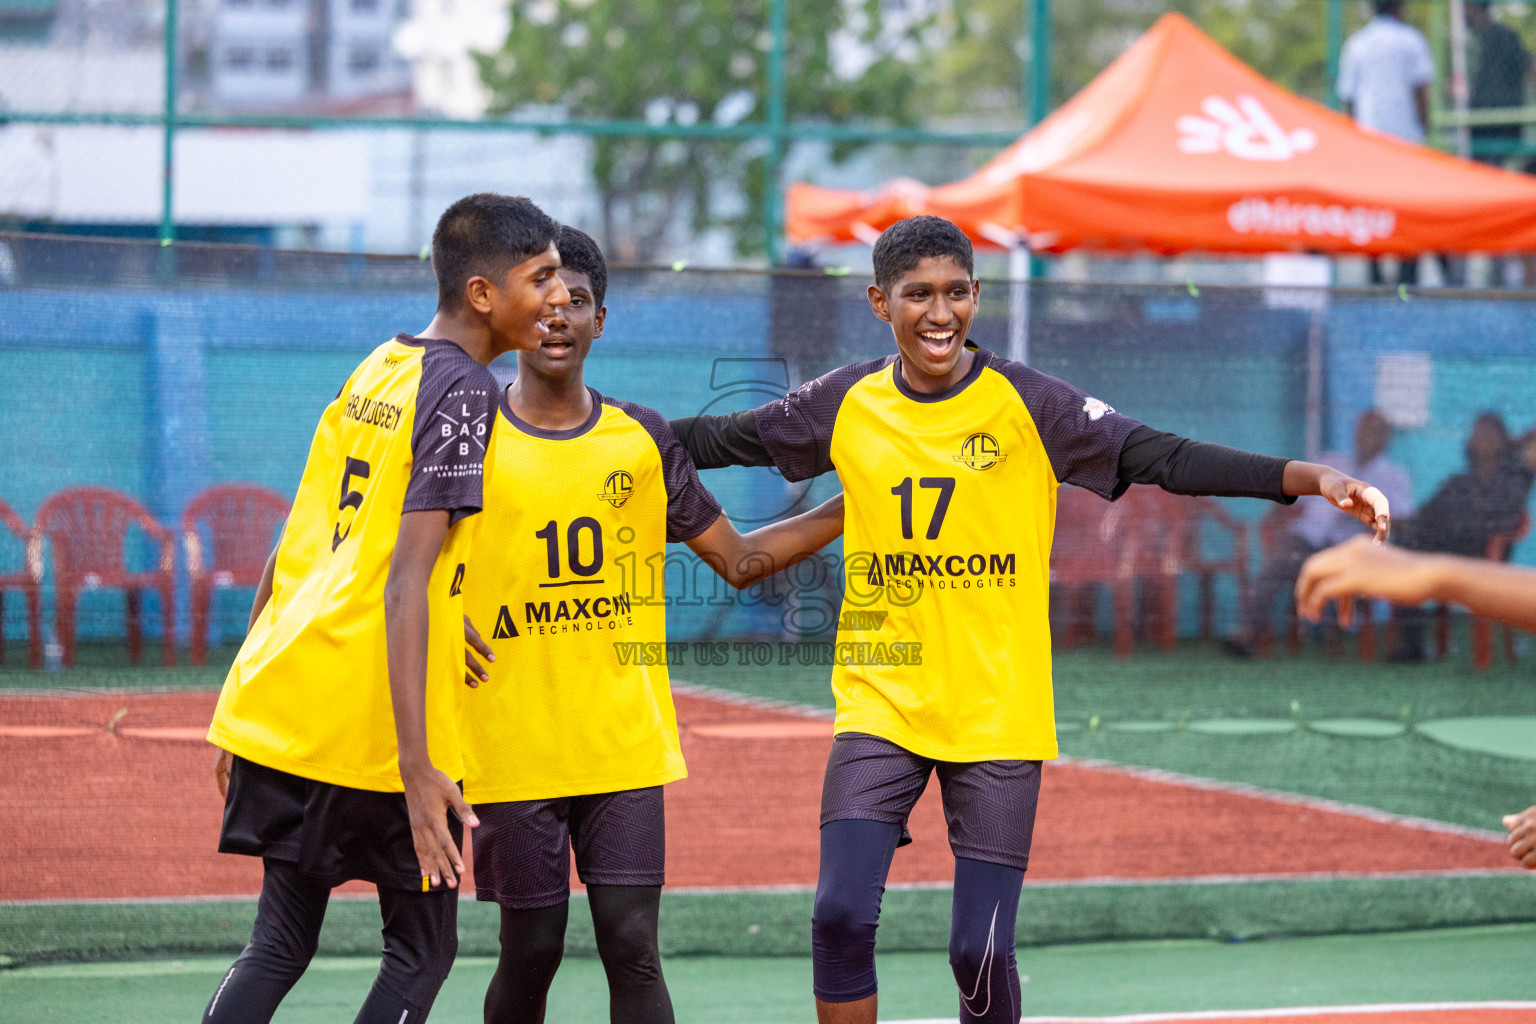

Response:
(386, 510), (478, 890)
(247, 545), (279, 632)
(686, 494), (845, 590)
(1296, 537), (1536, 631)
(216, 543), (283, 799)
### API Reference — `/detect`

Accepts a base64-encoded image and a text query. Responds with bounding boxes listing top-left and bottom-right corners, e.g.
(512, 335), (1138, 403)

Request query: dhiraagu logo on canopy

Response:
(1227, 196), (1396, 246)
(1177, 94), (1317, 161)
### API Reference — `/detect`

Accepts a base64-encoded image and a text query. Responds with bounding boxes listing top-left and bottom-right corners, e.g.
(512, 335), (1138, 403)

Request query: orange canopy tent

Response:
(788, 13), (1536, 256)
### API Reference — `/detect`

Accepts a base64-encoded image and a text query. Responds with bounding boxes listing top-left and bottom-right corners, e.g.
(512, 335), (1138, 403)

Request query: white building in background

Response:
(208, 0), (308, 107)
(392, 0), (507, 118)
(208, 0), (411, 109)
(0, 0), (602, 255)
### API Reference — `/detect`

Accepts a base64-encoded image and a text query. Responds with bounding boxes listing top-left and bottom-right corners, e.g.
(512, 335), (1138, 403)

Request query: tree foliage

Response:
(480, 0), (927, 262)
(914, 0), (1379, 125)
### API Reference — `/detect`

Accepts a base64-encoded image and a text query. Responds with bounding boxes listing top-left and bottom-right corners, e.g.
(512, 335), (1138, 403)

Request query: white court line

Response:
(673, 681), (1506, 844)
(3, 865), (1521, 907)
(888, 1001), (1536, 1024)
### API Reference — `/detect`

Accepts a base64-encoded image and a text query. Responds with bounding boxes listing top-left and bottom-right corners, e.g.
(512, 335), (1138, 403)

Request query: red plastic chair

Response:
(1257, 504), (1378, 660)
(0, 499), (42, 668)
(1435, 511), (1530, 670)
(36, 487), (177, 667)
(1051, 486), (1187, 658)
(1117, 487), (1190, 653)
(1183, 498), (1250, 641)
(182, 485), (290, 666)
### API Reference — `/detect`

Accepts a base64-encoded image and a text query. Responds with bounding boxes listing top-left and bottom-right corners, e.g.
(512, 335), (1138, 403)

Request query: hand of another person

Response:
(463, 614), (494, 688)
(401, 761), (476, 890)
(1504, 806), (1536, 869)
(1316, 469), (1391, 542)
(1295, 537), (1440, 626)
(214, 747), (232, 798)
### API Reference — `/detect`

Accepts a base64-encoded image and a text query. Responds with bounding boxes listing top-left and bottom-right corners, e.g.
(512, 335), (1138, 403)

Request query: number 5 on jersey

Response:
(333, 456), (370, 551)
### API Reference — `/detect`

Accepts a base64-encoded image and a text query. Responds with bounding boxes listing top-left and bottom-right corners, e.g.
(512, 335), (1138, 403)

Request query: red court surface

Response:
(0, 690), (1516, 901)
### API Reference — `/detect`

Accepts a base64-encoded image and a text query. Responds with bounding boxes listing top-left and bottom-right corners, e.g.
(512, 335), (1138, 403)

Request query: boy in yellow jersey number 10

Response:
(203, 195), (570, 1024)
(458, 226), (846, 1024)
(670, 216), (1393, 1024)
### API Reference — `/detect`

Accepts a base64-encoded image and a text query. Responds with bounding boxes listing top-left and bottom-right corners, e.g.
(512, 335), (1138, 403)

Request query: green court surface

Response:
(3, 924), (1535, 1023)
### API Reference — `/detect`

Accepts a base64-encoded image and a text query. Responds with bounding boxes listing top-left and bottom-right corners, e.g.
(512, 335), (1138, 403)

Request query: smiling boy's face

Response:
(517, 266), (604, 380)
(868, 255), (980, 384)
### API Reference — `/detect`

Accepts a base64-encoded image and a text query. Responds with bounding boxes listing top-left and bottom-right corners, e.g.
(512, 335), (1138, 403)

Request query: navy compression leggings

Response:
(810, 819), (1025, 1023)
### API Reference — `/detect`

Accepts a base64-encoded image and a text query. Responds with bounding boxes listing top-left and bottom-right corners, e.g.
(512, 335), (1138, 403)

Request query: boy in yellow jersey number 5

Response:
(459, 227), (846, 1024)
(203, 194), (570, 1024)
(671, 217), (1393, 1024)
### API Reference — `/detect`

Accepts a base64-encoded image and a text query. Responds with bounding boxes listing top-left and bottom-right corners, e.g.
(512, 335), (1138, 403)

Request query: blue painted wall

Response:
(1, 274), (1531, 646)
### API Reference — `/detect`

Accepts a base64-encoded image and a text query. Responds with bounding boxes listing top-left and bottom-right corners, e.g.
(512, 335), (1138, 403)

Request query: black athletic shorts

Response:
(820, 732), (1042, 872)
(472, 787), (665, 910)
(219, 755), (465, 892)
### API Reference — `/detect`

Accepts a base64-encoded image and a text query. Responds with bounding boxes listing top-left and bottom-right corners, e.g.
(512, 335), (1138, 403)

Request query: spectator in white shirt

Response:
(1225, 409), (1414, 657)
(1339, 0), (1435, 143)
(1339, 1), (1440, 285)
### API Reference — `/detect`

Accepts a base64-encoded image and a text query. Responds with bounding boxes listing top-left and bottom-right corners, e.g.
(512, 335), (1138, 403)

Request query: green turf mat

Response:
(1060, 726), (1536, 832)
(1417, 716), (1536, 761)
(7, 874), (1536, 967)
(684, 640), (1536, 723)
(4, 925), (1536, 1023)
(1309, 718), (1408, 738)
(1187, 719), (1297, 735)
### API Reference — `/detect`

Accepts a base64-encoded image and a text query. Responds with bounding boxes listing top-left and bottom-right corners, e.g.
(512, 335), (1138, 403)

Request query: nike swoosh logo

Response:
(959, 901), (999, 1019)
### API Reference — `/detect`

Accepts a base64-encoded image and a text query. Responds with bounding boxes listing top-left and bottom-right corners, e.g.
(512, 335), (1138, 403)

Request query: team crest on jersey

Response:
(599, 470), (634, 508)
(1083, 397), (1114, 421)
(954, 432), (1007, 471)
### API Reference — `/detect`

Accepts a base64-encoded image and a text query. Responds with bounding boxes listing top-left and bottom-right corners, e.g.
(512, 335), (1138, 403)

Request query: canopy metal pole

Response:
(1008, 244), (1030, 365)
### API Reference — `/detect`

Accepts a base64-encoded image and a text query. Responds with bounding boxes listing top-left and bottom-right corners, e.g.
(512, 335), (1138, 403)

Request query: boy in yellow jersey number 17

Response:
(458, 226), (846, 1024)
(203, 194), (570, 1024)
(670, 216), (1393, 1024)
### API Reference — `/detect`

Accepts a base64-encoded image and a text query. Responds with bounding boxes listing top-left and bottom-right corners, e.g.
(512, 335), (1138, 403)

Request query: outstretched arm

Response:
(1296, 536), (1536, 630)
(386, 509), (478, 890)
(1118, 427), (1390, 540)
(670, 411), (777, 470)
(686, 494), (845, 589)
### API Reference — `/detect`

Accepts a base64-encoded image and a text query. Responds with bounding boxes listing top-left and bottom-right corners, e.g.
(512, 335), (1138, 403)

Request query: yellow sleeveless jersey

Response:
(753, 346), (1138, 762)
(208, 335), (499, 791)
(461, 389), (722, 803)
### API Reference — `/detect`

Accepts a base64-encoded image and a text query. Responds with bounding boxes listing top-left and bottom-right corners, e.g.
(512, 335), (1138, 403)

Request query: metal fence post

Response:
(160, 0), (178, 245)
(1326, 0), (1343, 109)
(1029, 0), (1051, 126)
(763, 0), (788, 265)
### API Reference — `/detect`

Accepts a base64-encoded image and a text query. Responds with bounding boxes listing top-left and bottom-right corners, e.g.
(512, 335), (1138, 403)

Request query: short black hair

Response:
(431, 193), (559, 312)
(556, 225), (608, 308)
(872, 216), (975, 292)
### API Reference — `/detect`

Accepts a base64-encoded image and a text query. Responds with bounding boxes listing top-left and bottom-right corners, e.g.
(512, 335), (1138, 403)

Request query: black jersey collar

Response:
(500, 385), (604, 440)
(892, 341), (988, 404)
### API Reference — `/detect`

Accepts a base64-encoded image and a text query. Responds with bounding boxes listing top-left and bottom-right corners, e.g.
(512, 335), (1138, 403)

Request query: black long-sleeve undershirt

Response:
(668, 413), (1295, 504)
